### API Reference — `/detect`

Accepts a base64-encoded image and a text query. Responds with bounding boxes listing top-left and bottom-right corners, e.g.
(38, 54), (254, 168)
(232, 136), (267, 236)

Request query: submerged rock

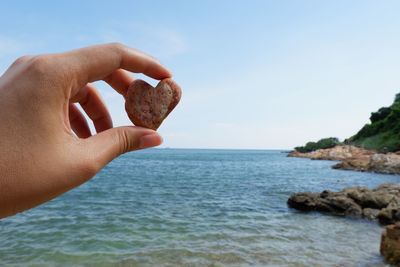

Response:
(288, 184), (400, 224)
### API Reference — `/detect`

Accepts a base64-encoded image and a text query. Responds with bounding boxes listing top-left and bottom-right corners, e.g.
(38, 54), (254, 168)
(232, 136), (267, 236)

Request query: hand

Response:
(0, 43), (171, 218)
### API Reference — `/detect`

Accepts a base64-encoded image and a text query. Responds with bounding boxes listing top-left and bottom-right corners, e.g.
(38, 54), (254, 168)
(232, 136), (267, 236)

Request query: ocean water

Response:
(1, 149), (399, 267)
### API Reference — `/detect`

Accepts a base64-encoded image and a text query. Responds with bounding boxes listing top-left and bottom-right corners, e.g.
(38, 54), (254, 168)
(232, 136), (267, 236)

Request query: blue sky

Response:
(1, 1), (400, 149)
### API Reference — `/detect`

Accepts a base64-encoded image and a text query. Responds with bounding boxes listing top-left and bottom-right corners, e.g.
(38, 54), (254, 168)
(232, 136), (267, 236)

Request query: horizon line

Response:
(154, 147), (292, 151)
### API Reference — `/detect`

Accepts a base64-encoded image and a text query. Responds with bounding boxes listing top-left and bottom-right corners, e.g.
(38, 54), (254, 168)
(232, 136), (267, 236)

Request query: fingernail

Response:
(139, 133), (163, 149)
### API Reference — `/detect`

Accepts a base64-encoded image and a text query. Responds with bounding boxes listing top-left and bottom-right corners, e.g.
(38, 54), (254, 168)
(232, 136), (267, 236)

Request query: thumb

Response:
(83, 126), (162, 170)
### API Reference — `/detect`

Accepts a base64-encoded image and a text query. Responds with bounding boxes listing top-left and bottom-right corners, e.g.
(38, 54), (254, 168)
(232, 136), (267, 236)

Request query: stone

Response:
(370, 154), (400, 174)
(377, 184), (400, 195)
(288, 184), (400, 224)
(345, 187), (369, 203)
(333, 157), (370, 172)
(287, 193), (319, 211)
(288, 145), (400, 175)
(362, 208), (380, 220)
(319, 190), (332, 198)
(358, 192), (393, 209)
(125, 78), (181, 130)
(381, 223), (400, 265)
(321, 195), (362, 216)
(287, 192), (362, 217)
(378, 208), (396, 225)
(387, 197), (400, 209)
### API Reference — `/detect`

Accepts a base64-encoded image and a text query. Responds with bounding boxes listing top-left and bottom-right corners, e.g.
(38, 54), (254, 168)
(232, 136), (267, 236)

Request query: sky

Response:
(1, 1), (400, 149)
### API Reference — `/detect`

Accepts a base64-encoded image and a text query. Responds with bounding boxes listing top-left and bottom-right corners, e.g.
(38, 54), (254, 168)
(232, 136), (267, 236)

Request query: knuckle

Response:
(12, 55), (32, 66)
(29, 55), (51, 67)
(115, 129), (135, 155)
(27, 55), (54, 75)
(108, 42), (126, 53)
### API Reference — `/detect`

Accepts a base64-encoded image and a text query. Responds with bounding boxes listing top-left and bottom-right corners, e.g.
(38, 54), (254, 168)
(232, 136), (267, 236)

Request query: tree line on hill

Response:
(295, 93), (400, 153)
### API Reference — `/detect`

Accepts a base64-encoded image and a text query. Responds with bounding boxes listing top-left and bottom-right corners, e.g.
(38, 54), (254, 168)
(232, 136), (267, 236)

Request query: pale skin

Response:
(0, 43), (172, 218)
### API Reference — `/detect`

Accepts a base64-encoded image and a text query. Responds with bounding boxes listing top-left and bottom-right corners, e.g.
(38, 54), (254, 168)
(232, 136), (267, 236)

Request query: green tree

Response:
(347, 92), (400, 152)
(295, 137), (340, 153)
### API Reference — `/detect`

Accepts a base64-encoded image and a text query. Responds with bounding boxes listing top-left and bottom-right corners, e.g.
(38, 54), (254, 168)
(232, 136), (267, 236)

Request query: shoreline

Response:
(287, 183), (400, 265)
(288, 145), (400, 265)
(288, 145), (400, 175)
(287, 183), (400, 225)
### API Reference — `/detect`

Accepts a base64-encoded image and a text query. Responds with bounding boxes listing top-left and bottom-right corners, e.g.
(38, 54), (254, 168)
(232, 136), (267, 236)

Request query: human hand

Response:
(0, 43), (171, 218)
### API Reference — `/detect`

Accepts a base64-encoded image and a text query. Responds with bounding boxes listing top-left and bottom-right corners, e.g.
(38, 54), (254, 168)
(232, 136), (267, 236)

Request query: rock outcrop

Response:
(288, 145), (400, 175)
(380, 222), (400, 265)
(287, 184), (400, 224)
(288, 145), (371, 160)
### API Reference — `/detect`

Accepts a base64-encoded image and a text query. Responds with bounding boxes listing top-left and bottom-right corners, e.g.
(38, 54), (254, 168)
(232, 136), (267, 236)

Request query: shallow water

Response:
(1, 149), (398, 266)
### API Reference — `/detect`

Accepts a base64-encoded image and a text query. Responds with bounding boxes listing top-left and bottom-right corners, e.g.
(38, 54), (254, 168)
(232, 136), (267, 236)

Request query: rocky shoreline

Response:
(287, 184), (400, 225)
(288, 184), (400, 265)
(288, 145), (400, 175)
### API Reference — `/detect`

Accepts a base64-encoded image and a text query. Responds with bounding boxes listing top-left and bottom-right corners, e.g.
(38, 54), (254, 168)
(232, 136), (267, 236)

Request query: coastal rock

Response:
(378, 208), (400, 225)
(288, 184), (400, 224)
(321, 194), (362, 216)
(288, 145), (367, 161)
(286, 192), (319, 211)
(380, 222), (400, 265)
(289, 145), (400, 175)
(362, 208), (380, 219)
(370, 153), (400, 174)
(288, 191), (362, 217)
(356, 191), (393, 209)
(332, 157), (370, 172)
(362, 208), (380, 220)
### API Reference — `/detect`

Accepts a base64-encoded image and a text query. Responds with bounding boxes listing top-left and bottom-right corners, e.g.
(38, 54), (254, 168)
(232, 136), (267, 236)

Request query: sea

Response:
(1, 149), (399, 267)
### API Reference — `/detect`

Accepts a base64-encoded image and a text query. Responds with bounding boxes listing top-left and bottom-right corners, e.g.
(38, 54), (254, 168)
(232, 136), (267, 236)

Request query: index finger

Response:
(58, 43), (172, 90)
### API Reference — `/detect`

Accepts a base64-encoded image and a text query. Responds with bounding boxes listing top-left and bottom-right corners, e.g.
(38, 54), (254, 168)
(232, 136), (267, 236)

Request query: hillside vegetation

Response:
(294, 137), (340, 153)
(345, 93), (400, 152)
(294, 93), (400, 153)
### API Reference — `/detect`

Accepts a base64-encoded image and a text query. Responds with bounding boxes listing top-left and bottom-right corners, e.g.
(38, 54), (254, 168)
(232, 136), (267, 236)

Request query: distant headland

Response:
(288, 93), (400, 175)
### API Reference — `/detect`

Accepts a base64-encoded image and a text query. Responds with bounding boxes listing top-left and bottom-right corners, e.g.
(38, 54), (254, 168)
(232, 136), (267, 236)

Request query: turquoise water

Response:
(1, 149), (399, 266)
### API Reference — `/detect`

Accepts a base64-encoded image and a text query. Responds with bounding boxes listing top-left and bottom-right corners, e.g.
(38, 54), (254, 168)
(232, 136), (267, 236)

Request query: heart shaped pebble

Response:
(125, 78), (182, 130)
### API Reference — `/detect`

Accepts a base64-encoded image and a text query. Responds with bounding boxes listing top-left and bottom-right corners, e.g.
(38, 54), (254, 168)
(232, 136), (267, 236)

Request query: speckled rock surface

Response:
(125, 78), (181, 130)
